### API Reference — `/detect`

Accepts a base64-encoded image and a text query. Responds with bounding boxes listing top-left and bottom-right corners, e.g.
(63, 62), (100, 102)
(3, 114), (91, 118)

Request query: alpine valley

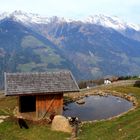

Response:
(0, 10), (140, 87)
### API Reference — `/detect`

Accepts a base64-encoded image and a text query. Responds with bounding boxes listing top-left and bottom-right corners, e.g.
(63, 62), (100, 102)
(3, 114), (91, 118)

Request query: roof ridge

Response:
(4, 70), (79, 96)
(5, 70), (70, 75)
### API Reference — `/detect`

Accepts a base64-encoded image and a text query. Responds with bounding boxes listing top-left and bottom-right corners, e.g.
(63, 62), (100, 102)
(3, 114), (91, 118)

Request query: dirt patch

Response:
(0, 93), (4, 99)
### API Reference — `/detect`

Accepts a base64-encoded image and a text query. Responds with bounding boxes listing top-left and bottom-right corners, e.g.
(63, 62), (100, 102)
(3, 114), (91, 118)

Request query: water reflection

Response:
(63, 95), (133, 121)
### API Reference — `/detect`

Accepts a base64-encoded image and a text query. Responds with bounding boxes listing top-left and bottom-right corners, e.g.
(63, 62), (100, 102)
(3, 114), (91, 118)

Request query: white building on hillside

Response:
(104, 79), (111, 85)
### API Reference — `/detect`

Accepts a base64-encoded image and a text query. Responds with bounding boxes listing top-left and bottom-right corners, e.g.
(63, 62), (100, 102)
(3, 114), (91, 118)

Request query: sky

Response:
(0, 0), (140, 24)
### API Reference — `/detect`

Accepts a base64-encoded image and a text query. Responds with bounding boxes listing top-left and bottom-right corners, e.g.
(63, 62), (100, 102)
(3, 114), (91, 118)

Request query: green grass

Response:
(79, 108), (140, 140)
(0, 96), (17, 115)
(0, 85), (140, 140)
(17, 62), (37, 72)
(17, 62), (48, 72)
(18, 40), (65, 72)
(0, 94), (70, 140)
(0, 119), (70, 140)
(21, 35), (45, 48)
(79, 85), (140, 140)
(34, 47), (64, 64)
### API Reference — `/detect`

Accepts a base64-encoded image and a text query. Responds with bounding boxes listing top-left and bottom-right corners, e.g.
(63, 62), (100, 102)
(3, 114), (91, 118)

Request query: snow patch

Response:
(84, 14), (140, 31)
(0, 10), (140, 31)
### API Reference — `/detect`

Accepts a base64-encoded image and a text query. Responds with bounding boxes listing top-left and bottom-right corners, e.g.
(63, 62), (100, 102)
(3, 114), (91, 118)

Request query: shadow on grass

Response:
(134, 80), (140, 88)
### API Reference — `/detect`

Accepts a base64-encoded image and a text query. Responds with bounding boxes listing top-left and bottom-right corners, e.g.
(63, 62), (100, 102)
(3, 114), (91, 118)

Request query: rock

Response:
(98, 90), (104, 95)
(76, 99), (85, 104)
(85, 94), (89, 97)
(124, 94), (127, 97)
(0, 119), (4, 123)
(51, 115), (72, 133)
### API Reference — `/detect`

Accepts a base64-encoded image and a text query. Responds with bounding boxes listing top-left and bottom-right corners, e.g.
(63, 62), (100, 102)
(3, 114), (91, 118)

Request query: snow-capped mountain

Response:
(1, 10), (140, 87)
(0, 10), (50, 24)
(0, 10), (140, 31)
(84, 14), (140, 31)
(0, 10), (73, 25)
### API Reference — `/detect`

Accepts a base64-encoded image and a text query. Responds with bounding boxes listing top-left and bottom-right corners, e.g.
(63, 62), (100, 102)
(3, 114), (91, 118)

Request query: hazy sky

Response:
(0, 0), (140, 24)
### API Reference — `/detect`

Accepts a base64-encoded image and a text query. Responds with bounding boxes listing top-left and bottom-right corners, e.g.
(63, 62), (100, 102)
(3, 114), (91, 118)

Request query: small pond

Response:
(63, 95), (133, 121)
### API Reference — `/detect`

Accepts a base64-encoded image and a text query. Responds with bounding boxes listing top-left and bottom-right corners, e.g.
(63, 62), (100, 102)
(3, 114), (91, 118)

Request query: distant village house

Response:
(104, 79), (111, 85)
(104, 76), (119, 85)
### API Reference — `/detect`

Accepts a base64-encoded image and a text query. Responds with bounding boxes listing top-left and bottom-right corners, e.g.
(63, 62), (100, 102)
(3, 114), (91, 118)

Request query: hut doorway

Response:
(19, 96), (36, 113)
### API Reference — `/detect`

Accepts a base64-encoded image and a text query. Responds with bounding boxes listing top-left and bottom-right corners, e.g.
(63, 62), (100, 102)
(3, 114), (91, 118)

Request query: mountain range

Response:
(0, 10), (140, 88)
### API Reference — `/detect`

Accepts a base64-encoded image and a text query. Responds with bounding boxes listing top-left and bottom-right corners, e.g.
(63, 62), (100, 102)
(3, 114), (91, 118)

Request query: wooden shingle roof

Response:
(4, 70), (79, 96)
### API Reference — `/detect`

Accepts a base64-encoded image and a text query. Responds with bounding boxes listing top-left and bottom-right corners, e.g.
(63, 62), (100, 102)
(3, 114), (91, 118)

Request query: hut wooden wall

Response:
(36, 93), (63, 118)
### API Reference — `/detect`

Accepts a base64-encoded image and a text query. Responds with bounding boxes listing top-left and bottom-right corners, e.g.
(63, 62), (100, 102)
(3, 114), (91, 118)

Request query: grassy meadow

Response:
(0, 84), (140, 140)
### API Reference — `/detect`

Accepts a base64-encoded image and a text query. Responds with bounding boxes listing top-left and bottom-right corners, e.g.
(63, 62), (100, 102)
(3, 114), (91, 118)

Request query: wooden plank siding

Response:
(36, 93), (63, 118)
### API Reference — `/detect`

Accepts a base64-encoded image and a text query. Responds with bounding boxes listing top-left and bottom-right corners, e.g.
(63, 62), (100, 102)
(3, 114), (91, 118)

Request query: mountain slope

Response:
(37, 21), (140, 79)
(0, 11), (140, 86)
(0, 19), (80, 88)
(83, 15), (140, 41)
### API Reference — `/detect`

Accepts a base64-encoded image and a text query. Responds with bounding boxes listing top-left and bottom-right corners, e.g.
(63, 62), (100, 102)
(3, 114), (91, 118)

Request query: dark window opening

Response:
(19, 96), (36, 113)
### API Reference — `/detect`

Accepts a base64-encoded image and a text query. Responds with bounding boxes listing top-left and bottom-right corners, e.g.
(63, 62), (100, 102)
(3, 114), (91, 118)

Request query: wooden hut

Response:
(4, 70), (79, 120)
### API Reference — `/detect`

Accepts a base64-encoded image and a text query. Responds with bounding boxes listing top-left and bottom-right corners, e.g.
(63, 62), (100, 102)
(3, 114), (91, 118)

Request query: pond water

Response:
(63, 95), (133, 121)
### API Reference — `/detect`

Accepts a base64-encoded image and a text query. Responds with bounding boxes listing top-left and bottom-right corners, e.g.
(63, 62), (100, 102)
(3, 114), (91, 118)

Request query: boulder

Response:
(76, 99), (85, 104)
(51, 115), (72, 133)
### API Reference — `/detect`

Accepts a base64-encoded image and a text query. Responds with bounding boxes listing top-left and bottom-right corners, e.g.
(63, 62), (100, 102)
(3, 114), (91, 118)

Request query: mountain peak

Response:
(84, 14), (140, 31)
(11, 10), (26, 15)
(0, 10), (50, 24)
(0, 11), (140, 31)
